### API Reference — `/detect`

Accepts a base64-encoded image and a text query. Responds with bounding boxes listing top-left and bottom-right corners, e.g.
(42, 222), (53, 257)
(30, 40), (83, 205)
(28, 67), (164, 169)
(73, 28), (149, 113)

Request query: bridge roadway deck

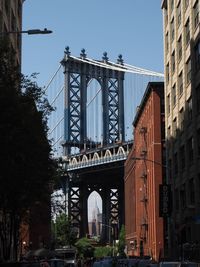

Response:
(63, 140), (133, 174)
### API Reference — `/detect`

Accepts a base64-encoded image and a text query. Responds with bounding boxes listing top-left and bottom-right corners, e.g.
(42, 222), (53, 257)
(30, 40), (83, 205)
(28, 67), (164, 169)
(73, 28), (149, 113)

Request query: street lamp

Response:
(0, 28), (53, 35)
(101, 223), (115, 256)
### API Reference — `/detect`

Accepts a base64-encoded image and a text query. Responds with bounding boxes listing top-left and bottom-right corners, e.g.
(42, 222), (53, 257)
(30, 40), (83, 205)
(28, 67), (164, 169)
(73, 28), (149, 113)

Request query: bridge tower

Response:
(60, 48), (126, 242)
(61, 47), (125, 153)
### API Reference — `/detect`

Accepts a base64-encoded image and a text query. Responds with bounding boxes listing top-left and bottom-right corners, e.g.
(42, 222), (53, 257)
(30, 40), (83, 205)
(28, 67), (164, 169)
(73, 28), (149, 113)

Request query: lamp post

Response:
(0, 28), (53, 35)
(101, 223), (115, 256)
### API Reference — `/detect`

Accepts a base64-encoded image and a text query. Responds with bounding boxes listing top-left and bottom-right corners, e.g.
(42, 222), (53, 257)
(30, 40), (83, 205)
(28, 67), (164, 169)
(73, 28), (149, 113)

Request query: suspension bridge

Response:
(46, 47), (164, 242)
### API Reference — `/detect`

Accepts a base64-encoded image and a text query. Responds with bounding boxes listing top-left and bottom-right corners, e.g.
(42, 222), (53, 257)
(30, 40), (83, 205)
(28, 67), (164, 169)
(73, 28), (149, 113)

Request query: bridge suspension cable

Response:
(70, 55), (164, 78)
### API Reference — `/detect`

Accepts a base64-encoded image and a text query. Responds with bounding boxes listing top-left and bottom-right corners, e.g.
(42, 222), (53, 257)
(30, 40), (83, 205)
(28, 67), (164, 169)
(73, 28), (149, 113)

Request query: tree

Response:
(0, 39), (57, 261)
(117, 225), (126, 258)
(51, 213), (77, 248)
(75, 237), (95, 259)
(94, 246), (112, 259)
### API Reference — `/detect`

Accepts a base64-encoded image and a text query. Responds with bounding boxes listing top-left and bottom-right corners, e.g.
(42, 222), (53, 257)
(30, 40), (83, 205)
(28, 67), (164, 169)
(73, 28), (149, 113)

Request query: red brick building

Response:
(125, 82), (165, 261)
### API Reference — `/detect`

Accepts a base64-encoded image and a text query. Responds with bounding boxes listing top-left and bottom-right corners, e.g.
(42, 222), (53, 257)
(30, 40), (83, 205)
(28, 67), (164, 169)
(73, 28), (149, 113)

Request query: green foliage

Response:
(75, 237), (95, 258)
(94, 246), (112, 258)
(0, 39), (57, 261)
(52, 213), (77, 248)
(118, 225), (126, 258)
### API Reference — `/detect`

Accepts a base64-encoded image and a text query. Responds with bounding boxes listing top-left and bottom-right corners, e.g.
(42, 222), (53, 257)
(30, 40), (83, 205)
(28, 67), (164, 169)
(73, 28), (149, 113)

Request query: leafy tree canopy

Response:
(52, 213), (77, 248)
(0, 38), (57, 261)
(75, 237), (95, 258)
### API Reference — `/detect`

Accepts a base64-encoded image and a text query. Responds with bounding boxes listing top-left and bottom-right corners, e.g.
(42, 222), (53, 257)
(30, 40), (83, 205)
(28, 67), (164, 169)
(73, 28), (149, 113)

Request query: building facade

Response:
(125, 82), (165, 262)
(162, 0), (200, 259)
(0, 0), (24, 64)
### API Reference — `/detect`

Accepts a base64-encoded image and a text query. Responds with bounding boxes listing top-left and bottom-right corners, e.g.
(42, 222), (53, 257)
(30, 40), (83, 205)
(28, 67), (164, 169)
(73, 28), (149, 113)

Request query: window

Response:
(166, 63), (170, 84)
(178, 71), (183, 95)
(164, 6), (168, 25)
(175, 189), (179, 210)
(194, 39), (200, 72)
(0, 10), (2, 32)
(197, 129), (200, 156)
(180, 145), (185, 170)
(185, 19), (190, 46)
(167, 126), (171, 137)
(187, 97), (192, 121)
(188, 179), (195, 205)
(5, 0), (10, 16)
(172, 50), (175, 73)
(11, 10), (16, 31)
(180, 184), (186, 209)
(168, 159), (172, 182)
(171, 18), (175, 41)
(193, 0), (199, 29)
(178, 35), (182, 61)
(167, 94), (171, 114)
(177, 2), (181, 27)
(196, 84), (200, 113)
(185, 0), (189, 10)
(187, 137), (194, 164)
(18, 0), (22, 18)
(172, 84), (176, 106)
(174, 152), (178, 174)
(179, 108), (184, 131)
(166, 32), (169, 53)
(186, 58), (191, 84)
(173, 117), (177, 136)
(171, 0), (174, 11)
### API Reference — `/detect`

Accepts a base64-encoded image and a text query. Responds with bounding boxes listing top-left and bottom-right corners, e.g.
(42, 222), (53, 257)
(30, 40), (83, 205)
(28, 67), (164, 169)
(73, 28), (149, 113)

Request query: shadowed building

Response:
(162, 0), (200, 259)
(125, 82), (165, 262)
(0, 0), (25, 65)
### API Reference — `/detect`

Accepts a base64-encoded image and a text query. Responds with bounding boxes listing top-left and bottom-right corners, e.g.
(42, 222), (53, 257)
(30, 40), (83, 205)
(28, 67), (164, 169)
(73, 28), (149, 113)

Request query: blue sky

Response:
(22, 1), (164, 219)
(22, 0), (164, 87)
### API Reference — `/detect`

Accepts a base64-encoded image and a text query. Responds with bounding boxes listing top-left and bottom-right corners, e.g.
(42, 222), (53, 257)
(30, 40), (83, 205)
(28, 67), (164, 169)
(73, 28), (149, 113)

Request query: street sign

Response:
(159, 184), (172, 217)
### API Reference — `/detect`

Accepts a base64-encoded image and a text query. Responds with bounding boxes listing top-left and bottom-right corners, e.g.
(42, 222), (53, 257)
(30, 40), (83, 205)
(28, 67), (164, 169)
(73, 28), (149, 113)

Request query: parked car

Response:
(47, 259), (66, 267)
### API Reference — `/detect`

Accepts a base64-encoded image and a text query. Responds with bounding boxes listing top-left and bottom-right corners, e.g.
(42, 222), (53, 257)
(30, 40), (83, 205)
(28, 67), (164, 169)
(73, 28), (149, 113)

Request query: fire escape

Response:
(139, 126), (148, 251)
